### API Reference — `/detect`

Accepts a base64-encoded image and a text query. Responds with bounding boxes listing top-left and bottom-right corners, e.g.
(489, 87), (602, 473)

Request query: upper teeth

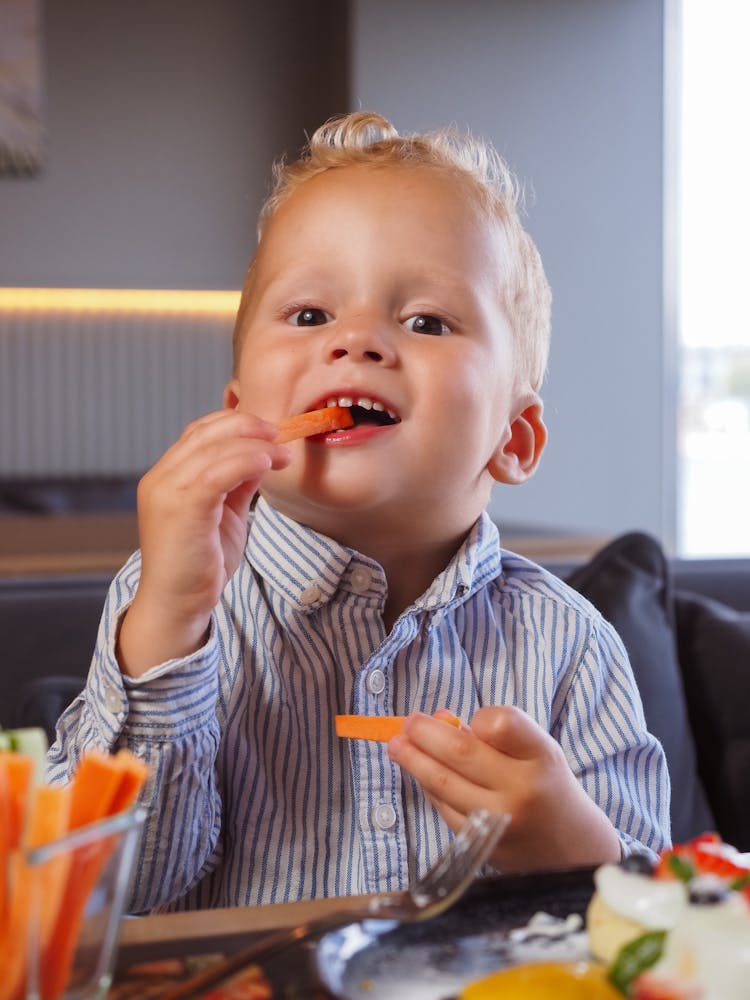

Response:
(326, 395), (397, 420)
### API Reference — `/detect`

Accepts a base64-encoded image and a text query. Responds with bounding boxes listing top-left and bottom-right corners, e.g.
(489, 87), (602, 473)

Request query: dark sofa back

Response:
(549, 535), (750, 849)
(0, 573), (108, 729)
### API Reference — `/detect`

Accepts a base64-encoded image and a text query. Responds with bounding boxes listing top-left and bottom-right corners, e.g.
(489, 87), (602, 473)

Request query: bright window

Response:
(677, 0), (750, 556)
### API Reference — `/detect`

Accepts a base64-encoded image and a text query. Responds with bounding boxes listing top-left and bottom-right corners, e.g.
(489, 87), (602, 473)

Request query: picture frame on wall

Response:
(0, 0), (44, 174)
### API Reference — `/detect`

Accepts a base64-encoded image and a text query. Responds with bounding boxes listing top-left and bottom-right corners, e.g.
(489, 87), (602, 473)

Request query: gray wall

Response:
(1, 0), (674, 544)
(0, 0), (349, 288)
(351, 0), (673, 543)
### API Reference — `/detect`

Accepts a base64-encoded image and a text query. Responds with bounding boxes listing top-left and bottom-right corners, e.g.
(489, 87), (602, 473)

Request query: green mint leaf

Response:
(667, 852), (695, 882)
(609, 929), (667, 995)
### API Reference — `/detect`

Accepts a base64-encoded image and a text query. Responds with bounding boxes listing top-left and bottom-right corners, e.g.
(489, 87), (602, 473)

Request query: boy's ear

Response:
(487, 396), (547, 485)
(223, 378), (241, 410)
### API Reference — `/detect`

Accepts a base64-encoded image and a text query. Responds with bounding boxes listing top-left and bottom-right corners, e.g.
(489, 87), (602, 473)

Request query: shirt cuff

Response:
(88, 606), (220, 743)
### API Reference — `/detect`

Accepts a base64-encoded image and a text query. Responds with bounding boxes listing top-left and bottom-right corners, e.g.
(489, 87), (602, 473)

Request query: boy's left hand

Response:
(387, 705), (621, 872)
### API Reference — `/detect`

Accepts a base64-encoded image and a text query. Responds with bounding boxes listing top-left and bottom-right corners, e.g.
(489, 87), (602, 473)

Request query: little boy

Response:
(49, 111), (670, 912)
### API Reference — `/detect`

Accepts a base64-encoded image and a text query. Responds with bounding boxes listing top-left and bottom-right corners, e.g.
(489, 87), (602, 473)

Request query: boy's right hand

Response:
(117, 409), (290, 678)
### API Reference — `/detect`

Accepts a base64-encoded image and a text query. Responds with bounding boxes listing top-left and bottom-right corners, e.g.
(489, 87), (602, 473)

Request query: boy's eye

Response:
(405, 314), (449, 336)
(288, 307), (331, 327)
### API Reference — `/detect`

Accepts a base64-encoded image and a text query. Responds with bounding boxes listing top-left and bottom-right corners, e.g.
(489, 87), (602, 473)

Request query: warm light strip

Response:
(0, 287), (241, 314)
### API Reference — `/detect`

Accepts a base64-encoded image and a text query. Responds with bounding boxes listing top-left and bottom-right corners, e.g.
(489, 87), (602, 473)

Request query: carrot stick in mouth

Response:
(276, 405), (354, 443)
(335, 712), (462, 742)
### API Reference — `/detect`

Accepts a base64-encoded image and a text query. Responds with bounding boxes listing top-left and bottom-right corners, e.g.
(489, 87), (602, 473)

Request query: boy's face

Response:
(226, 163), (545, 544)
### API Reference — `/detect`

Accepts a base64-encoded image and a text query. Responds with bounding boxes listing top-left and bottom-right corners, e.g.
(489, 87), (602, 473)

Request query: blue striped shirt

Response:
(49, 497), (670, 912)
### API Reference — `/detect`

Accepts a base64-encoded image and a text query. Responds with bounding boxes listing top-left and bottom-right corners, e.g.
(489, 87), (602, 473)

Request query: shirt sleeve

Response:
(46, 552), (224, 913)
(551, 613), (672, 860)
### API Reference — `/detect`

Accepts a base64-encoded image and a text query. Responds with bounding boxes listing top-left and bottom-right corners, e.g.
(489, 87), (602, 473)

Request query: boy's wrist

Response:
(116, 593), (212, 678)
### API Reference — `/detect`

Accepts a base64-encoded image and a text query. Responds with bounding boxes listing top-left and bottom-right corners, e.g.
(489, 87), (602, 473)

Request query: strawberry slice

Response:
(631, 971), (702, 1000)
(655, 832), (750, 884)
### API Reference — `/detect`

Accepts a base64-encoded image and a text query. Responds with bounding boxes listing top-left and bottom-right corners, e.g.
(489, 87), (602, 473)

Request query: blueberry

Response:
(689, 874), (729, 905)
(620, 852), (655, 875)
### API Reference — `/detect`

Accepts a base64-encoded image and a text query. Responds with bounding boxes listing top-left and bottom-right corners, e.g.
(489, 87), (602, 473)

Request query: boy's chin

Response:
(259, 484), (488, 546)
(259, 484), (393, 523)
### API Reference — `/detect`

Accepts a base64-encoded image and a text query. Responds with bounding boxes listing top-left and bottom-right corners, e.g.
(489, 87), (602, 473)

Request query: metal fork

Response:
(158, 808), (509, 999)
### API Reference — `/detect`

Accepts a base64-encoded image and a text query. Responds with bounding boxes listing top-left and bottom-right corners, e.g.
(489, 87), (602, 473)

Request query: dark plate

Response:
(314, 867), (596, 1000)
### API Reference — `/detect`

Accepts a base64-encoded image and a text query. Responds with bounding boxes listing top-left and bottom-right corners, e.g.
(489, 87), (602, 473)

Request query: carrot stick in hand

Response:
(276, 405), (353, 443)
(335, 711), (461, 742)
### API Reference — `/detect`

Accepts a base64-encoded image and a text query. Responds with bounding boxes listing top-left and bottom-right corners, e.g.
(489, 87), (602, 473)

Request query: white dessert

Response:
(647, 880), (750, 1000)
(587, 863), (686, 963)
(587, 841), (750, 999)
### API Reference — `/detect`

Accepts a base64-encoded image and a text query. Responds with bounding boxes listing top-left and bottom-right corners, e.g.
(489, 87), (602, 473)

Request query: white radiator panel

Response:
(0, 308), (233, 476)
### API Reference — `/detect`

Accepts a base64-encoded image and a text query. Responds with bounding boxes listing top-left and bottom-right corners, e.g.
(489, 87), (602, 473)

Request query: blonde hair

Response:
(233, 111), (551, 391)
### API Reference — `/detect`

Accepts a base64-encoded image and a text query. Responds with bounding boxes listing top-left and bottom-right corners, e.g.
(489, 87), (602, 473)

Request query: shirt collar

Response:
(414, 511), (502, 614)
(246, 497), (386, 612)
(246, 497), (501, 615)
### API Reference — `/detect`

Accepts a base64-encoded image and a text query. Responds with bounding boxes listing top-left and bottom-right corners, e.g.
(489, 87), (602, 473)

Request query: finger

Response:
(159, 410), (280, 472)
(223, 479), (259, 521)
(180, 442), (282, 504)
(469, 705), (548, 761)
(423, 792), (468, 837)
(389, 726), (503, 816)
(184, 407), (278, 440)
(143, 439), (287, 520)
(400, 713), (501, 785)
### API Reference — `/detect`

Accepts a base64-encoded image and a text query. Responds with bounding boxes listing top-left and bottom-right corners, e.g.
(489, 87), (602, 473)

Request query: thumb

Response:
(224, 480), (257, 522)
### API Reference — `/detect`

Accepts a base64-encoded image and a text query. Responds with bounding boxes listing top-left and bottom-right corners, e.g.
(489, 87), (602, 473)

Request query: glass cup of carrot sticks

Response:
(1, 745), (150, 1000)
(21, 806), (145, 1000)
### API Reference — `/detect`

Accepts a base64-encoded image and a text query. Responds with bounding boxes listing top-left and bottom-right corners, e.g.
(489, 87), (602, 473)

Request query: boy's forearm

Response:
(48, 684), (222, 913)
(116, 592), (211, 678)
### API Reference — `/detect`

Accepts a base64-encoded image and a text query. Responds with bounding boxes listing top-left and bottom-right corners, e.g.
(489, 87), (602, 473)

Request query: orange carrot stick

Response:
(0, 764), (8, 941)
(335, 711), (461, 742)
(107, 748), (150, 814)
(0, 784), (72, 1000)
(276, 405), (354, 443)
(68, 750), (127, 830)
(0, 753), (35, 948)
(2, 753), (35, 848)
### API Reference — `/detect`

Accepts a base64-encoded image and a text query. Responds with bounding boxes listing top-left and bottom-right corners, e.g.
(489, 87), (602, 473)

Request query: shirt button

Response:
(372, 803), (397, 831)
(104, 685), (122, 714)
(350, 567), (372, 593)
(366, 669), (386, 695)
(300, 583), (322, 605)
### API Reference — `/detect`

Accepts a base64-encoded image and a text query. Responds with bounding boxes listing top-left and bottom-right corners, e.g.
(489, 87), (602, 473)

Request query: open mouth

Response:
(324, 394), (401, 429)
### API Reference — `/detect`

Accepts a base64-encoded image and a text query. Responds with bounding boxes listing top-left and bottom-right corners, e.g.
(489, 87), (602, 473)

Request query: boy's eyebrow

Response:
(259, 265), (481, 298)
(252, 265), (335, 302)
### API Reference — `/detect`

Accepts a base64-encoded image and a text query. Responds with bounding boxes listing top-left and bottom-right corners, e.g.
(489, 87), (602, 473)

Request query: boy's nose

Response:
(325, 319), (398, 366)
